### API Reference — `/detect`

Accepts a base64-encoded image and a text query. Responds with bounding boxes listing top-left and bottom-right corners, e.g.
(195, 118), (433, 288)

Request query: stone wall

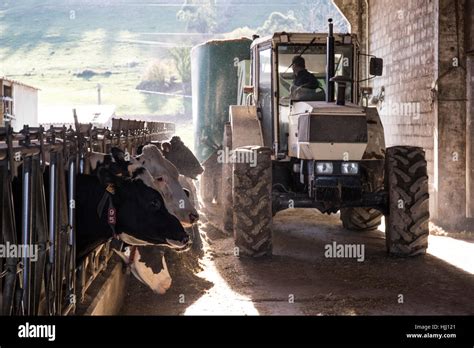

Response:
(335, 0), (470, 227)
(368, 0), (437, 213)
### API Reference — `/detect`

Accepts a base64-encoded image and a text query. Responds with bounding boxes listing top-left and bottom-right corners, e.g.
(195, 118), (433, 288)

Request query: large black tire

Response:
(340, 207), (382, 231)
(385, 146), (430, 256)
(233, 146), (272, 257)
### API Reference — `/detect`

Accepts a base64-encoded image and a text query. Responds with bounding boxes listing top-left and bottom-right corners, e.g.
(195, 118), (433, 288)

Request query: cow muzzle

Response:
(165, 235), (191, 252)
(179, 212), (199, 228)
(189, 212), (199, 224)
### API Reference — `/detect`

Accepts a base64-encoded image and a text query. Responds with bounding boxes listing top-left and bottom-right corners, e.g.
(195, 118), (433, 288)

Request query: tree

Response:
(177, 0), (217, 33)
(169, 47), (192, 116)
(257, 11), (304, 36)
(168, 47), (191, 84)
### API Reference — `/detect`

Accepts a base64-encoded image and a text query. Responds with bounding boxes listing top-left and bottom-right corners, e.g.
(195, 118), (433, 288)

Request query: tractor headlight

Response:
(316, 162), (334, 175)
(341, 162), (359, 175)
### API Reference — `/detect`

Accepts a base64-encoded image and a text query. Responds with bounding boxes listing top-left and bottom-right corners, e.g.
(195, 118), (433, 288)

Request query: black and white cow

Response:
(85, 148), (197, 294)
(88, 146), (204, 294)
(75, 164), (190, 260)
(90, 148), (199, 228)
(98, 145), (205, 294)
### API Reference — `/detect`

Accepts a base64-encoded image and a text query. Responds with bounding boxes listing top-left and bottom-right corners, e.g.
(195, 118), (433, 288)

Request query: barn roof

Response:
(0, 77), (40, 90)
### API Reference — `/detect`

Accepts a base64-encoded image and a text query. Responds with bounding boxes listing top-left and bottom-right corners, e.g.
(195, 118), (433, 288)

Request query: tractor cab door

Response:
(254, 44), (274, 149)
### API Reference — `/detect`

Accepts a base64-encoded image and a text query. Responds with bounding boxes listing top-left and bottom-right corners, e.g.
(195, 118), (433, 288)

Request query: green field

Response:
(1, 1), (191, 117)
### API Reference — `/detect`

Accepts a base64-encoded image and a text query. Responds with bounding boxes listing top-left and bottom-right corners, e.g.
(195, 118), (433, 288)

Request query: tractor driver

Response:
(290, 56), (321, 100)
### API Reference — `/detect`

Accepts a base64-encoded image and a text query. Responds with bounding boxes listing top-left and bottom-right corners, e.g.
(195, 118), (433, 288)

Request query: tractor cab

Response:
(246, 31), (359, 156)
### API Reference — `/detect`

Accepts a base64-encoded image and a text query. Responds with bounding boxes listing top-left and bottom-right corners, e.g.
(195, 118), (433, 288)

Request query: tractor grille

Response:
(298, 114), (368, 143)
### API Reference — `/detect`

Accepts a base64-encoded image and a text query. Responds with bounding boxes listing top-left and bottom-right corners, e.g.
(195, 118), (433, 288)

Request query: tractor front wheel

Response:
(385, 146), (430, 256)
(232, 146), (273, 257)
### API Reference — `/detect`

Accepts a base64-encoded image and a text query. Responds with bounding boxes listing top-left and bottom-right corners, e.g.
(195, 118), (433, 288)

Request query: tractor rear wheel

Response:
(385, 146), (430, 256)
(340, 207), (382, 231)
(232, 146), (272, 257)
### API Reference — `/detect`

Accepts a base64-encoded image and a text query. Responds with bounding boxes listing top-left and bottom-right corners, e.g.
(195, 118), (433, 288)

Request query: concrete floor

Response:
(120, 208), (474, 315)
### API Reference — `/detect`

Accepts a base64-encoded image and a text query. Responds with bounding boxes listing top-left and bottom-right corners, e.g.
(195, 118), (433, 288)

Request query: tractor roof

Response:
(251, 32), (358, 49)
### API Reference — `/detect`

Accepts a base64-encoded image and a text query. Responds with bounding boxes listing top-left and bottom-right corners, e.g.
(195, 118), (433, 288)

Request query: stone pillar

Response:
(467, 57), (474, 217)
(466, 0), (474, 217)
(433, 0), (467, 228)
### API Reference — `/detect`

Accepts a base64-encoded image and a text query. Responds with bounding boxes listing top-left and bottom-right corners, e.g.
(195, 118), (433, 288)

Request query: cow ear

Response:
(111, 147), (127, 164)
(97, 166), (119, 187)
(111, 147), (131, 174)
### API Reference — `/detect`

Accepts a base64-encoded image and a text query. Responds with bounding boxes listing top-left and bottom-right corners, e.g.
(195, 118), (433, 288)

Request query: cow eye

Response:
(151, 199), (161, 209)
(156, 176), (164, 182)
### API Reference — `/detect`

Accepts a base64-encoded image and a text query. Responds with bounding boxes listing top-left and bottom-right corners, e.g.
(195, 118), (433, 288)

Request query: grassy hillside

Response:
(0, 0), (347, 120)
(0, 0), (192, 116)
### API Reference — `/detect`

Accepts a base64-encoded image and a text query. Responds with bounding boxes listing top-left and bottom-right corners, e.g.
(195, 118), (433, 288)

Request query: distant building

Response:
(39, 105), (116, 128)
(1, 77), (40, 131)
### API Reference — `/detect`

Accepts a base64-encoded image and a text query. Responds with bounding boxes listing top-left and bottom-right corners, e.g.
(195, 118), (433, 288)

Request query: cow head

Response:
(97, 164), (191, 250)
(131, 145), (199, 228)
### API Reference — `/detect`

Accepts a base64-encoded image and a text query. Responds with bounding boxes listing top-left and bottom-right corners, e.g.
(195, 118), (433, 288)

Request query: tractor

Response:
(192, 19), (429, 258)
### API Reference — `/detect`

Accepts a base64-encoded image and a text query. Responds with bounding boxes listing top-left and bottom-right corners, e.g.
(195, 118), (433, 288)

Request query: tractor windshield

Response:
(277, 43), (354, 153)
(277, 44), (354, 103)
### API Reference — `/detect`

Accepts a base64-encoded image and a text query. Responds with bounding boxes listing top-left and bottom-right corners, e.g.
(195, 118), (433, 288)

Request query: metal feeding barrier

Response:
(0, 117), (175, 315)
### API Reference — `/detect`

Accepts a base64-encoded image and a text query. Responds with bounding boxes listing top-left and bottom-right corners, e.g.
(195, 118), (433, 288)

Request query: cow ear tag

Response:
(106, 184), (115, 194)
(108, 208), (117, 225)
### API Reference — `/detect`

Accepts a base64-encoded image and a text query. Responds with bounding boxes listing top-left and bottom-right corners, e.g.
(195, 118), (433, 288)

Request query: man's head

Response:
(292, 56), (306, 74)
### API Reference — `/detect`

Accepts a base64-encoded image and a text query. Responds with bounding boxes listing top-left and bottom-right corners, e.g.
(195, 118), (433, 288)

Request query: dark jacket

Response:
(294, 69), (320, 90)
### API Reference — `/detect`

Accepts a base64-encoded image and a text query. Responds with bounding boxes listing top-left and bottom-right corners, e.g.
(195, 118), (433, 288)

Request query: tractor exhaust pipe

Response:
(336, 80), (346, 106)
(326, 18), (335, 103)
(332, 76), (349, 106)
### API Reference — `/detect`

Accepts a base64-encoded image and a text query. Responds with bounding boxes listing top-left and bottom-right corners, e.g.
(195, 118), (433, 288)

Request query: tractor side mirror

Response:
(370, 57), (383, 76)
(243, 85), (254, 94)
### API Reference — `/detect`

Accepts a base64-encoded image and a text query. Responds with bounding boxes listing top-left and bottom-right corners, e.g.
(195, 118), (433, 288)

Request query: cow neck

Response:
(96, 184), (118, 237)
(76, 174), (118, 242)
